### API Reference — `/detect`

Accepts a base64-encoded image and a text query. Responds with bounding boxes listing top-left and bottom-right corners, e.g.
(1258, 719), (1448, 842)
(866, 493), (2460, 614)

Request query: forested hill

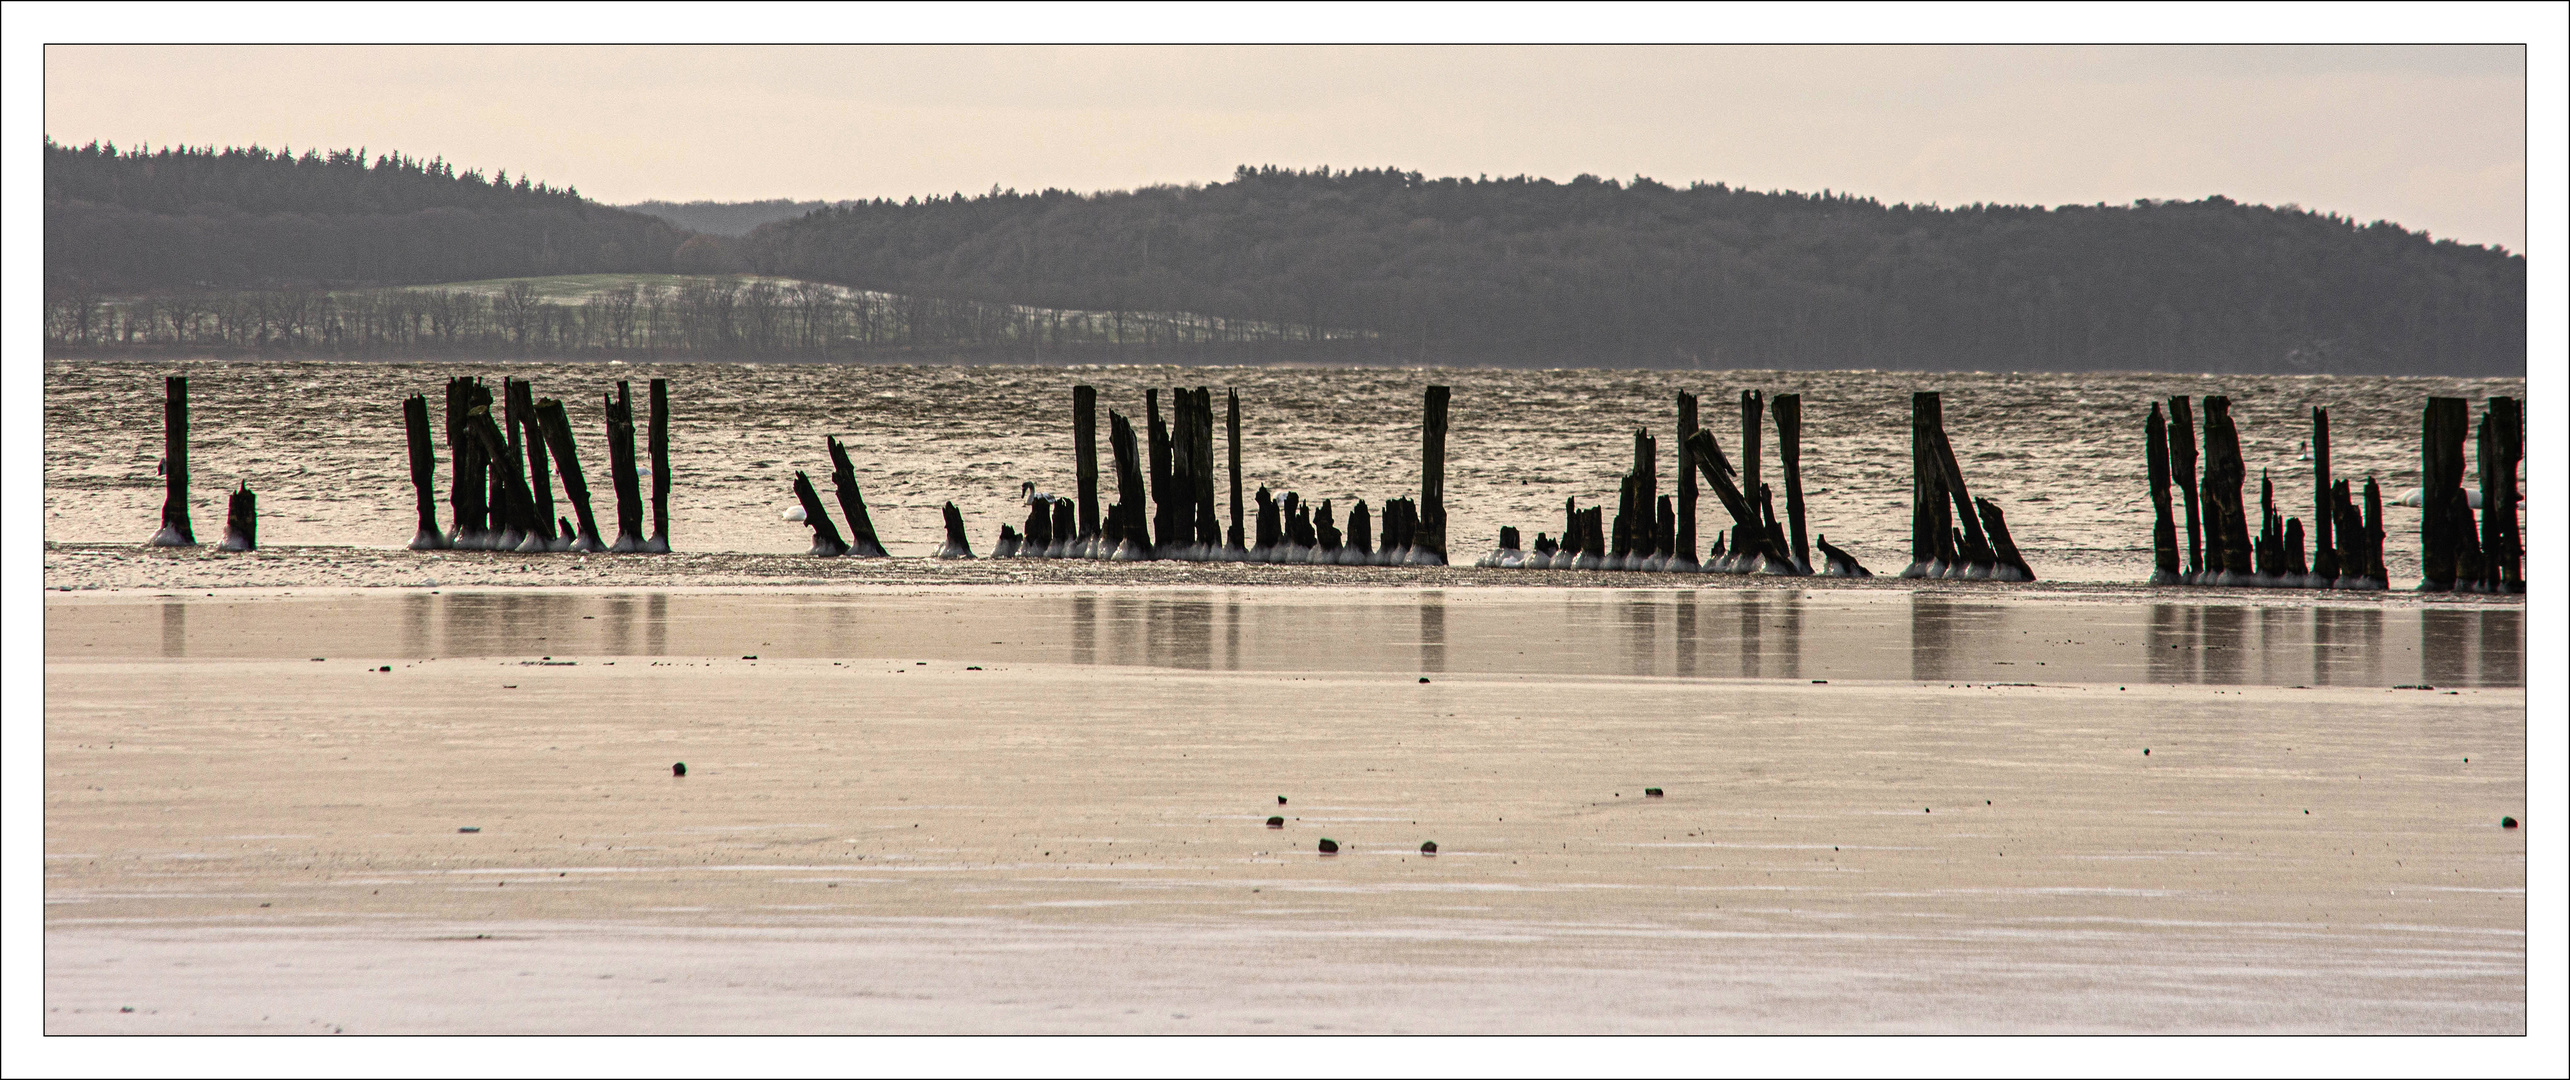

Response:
(618, 199), (847, 237)
(45, 139), (691, 290)
(742, 166), (2526, 376)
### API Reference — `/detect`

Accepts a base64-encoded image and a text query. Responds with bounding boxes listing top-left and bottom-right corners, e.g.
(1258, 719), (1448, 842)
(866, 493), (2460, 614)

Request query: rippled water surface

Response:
(45, 360), (2524, 582)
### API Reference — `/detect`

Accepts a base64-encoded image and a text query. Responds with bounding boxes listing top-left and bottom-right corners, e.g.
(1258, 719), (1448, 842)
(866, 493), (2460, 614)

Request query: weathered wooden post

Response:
(1930, 426), (1994, 576)
(1773, 392), (1809, 573)
(2309, 407), (2336, 582)
(1629, 426), (1656, 569)
(2330, 479), (2363, 588)
(1192, 388), (1220, 551)
(403, 394), (446, 550)
(2200, 396), (2253, 583)
(445, 378), (488, 549)
(1674, 390), (1699, 570)
(1348, 498), (1373, 560)
(1074, 384), (1101, 548)
(1815, 534), (1872, 577)
(1226, 388), (1245, 554)
(149, 374), (199, 546)
(1107, 409), (1149, 558)
(1418, 385), (1450, 564)
(506, 379), (558, 549)
(824, 435), (890, 557)
(2418, 396), (2468, 590)
(791, 471), (848, 556)
(463, 399), (542, 549)
(2168, 395), (2203, 580)
(938, 502), (976, 558)
(1146, 389), (1174, 552)
(534, 396), (605, 552)
(646, 377), (671, 553)
(601, 383), (645, 552)
(2362, 476), (2387, 585)
(1975, 498), (2034, 581)
(2485, 397), (2523, 591)
(2146, 403), (2179, 582)
(217, 483), (257, 552)
(1904, 391), (1945, 577)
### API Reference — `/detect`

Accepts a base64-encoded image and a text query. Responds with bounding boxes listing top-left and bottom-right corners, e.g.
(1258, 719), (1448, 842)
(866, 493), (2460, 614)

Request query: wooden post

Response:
(1655, 495), (1675, 563)
(1419, 385), (1450, 564)
(2168, 396), (2202, 579)
(535, 396), (605, 551)
(1255, 486), (1281, 555)
(824, 435), (890, 557)
(1107, 409), (1149, 556)
(2418, 396), (2468, 590)
(1682, 428), (1780, 568)
(1675, 391), (1699, 569)
(938, 501), (976, 558)
(2361, 477), (2386, 584)
(1193, 388), (1220, 549)
(217, 483), (257, 552)
(791, 471), (848, 556)
(646, 377), (671, 553)
(1630, 426), (1656, 567)
(1773, 393), (1809, 573)
(1146, 389), (1173, 553)
(1815, 534), (1871, 577)
(1226, 388), (1245, 553)
(1974, 498), (2035, 581)
(446, 378), (489, 549)
(1074, 385), (1100, 543)
(463, 399), (542, 549)
(2487, 397), (2522, 591)
(603, 383), (646, 552)
(2200, 396), (2253, 582)
(2331, 479), (2363, 588)
(2146, 403), (2179, 582)
(1905, 391), (1943, 576)
(402, 394), (446, 549)
(507, 379), (557, 548)
(1930, 426), (1994, 575)
(1348, 498), (1373, 558)
(2309, 407), (2336, 582)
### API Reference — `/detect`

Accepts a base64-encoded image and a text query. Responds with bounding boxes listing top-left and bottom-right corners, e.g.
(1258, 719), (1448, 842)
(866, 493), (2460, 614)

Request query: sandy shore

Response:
(44, 589), (2525, 1033)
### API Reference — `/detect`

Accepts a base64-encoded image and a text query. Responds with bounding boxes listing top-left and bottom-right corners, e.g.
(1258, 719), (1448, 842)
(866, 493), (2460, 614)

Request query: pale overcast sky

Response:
(44, 44), (2528, 251)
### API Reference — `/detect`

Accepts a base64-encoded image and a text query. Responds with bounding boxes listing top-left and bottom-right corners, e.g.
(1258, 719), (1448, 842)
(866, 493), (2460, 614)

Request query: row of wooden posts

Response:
(399, 375), (673, 553)
(2141, 394), (2522, 592)
(146, 376), (259, 552)
(794, 384), (1458, 565)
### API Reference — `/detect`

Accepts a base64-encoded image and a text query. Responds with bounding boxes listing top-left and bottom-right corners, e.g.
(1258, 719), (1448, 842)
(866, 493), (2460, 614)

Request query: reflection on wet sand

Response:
(71, 589), (2522, 689)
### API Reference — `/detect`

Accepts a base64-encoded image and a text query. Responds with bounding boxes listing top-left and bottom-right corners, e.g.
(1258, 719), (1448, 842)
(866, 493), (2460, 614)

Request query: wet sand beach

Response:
(43, 587), (2525, 1033)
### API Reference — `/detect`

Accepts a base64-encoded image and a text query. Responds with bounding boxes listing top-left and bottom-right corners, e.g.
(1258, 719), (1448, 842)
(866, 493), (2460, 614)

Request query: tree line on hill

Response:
(43, 138), (693, 291)
(45, 143), (2524, 374)
(736, 166), (2524, 376)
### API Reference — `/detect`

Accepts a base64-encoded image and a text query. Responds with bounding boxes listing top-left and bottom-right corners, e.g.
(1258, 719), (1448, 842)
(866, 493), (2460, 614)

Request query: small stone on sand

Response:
(1420, 841), (1437, 855)
(1277, 796), (1287, 805)
(1645, 788), (1663, 798)
(1267, 816), (1284, 828)
(457, 827), (479, 833)
(2501, 816), (2517, 829)
(1317, 838), (1339, 854)
(672, 762), (687, 777)
(1418, 677), (1430, 683)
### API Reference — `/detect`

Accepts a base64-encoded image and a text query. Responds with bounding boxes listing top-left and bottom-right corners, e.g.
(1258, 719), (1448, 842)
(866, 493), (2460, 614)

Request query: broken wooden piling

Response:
(791, 471), (848, 556)
(2199, 396), (2253, 583)
(1975, 498), (2034, 581)
(1904, 391), (1946, 577)
(2168, 396), (2203, 579)
(217, 483), (256, 552)
(824, 435), (890, 558)
(604, 383), (646, 552)
(534, 396), (605, 552)
(1074, 385), (1101, 546)
(149, 374), (198, 546)
(1418, 385), (1450, 565)
(1773, 393), (1810, 574)
(2309, 407), (2336, 582)
(1226, 388), (1245, 553)
(505, 379), (558, 549)
(1107, 409), (1149, 558)
(2145, 403), (2179, 582)
(403, 394), (446, 550)
(2483, 396), (2523, 591)
(1348, 498), (1373, 560)
(446, 378), (489, 548)
(1815, 533), (1871, 577)
(1674, 391), (1699, 569)
(646, 378), (671, 553)
(2419, 396), (2470, 590)
(938, 502), (975, 559)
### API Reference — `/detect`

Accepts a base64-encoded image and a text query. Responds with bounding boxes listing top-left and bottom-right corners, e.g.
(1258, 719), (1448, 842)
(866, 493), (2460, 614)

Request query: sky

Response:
(36, 43), (2535, 252)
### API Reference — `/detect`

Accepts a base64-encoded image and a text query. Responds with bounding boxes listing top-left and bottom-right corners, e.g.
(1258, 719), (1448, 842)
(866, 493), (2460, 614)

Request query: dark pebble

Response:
(1267, 816), (1284, 828)
(1317, 838), (1339, 854)
(1420, 841), (1437, 855)
(1418, 677), (1430, 683)
(457, 827), (480, 833)
(672, 762), (687, 777)
(1644, 788), (1663, 798)
(378, 666), (391, 672)
(2502, 816), (2518, 829)
(2143, 749), (2150, 756)
(1277, 795), (1287, 805)
(742, 655), (757, 660)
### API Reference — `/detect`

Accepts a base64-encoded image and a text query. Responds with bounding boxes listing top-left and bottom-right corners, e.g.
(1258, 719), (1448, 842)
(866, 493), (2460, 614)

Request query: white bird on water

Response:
(781, 504), (807, 522)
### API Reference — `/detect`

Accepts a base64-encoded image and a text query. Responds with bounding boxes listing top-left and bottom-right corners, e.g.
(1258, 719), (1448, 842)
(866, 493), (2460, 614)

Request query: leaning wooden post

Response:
(2168, 396), (2202, 579)
(535, 396), (605, 552)
(1073, 384), (1101, 546)
(402, 394), (446, 549)
(217, 483), (257, 552)
(463, 400), (542, 549)
(1974, 498), (2035, 581)
(1674, 391), (1699, 569)
(2145, 403), (2179, 582)
(1418, 384), (1450, 564)
(646, 377), (671, 552)
(937, 502), (976, 559)
(1192, 388), (1220, 549)
(508, 379), (557, 548)
(1773, 392), (1809, 573)
(144, 374), (200, 545)
(824, 435), (890, 557)
(2200, 396), (2253, 582)
(1107, 409), (1149, 556)
(792, 471), (848, 556)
